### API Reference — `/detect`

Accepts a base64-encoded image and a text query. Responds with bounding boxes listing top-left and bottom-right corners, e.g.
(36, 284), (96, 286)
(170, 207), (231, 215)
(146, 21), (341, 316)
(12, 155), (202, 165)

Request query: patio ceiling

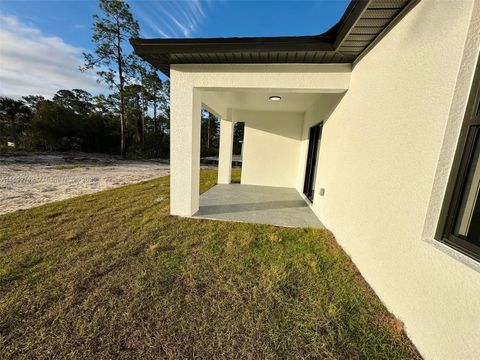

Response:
(131, 0), (420, 76)
(202, 90), (342, 114)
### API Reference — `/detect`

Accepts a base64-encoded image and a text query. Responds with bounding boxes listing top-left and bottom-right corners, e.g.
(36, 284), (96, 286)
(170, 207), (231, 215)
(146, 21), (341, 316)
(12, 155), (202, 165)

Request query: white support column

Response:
(170, 83), (201, 216)
(217, 109), (234, 184)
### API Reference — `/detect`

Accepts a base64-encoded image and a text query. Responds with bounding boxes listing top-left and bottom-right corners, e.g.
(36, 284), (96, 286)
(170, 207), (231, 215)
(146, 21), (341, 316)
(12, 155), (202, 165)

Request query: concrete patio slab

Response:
(194, 184), (324, 228)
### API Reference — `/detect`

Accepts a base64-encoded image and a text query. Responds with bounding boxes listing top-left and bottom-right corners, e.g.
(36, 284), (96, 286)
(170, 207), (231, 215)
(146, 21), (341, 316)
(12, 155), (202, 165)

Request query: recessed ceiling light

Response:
(269, 96), (281, 101)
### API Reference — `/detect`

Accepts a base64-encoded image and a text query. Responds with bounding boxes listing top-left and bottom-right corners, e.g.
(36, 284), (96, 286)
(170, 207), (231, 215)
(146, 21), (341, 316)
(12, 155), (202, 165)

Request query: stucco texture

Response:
(236, 110), (303, 188)
(168, 1), (480, 357)
(169, 64), (351, 216)
(308, 1), (480, 359)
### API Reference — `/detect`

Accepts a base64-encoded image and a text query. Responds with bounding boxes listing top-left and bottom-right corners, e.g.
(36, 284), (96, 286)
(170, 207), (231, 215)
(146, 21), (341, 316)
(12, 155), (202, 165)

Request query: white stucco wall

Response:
(169, 64), (351, 216)
(217, 113), (234, 184)
(235, 110), (303, 188)
(170, 63), (351, 93)
(308, 1), (480, 359)
(168, 2), (480, 356)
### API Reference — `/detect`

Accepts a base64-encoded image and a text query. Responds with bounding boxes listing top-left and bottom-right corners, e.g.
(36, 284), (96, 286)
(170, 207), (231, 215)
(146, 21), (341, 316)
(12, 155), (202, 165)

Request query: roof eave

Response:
(131, 0), (421, 77)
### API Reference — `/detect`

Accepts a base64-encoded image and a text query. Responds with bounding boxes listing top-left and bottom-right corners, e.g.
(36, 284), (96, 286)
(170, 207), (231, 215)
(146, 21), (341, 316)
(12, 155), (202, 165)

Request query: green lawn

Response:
(0, 170), (420, 359)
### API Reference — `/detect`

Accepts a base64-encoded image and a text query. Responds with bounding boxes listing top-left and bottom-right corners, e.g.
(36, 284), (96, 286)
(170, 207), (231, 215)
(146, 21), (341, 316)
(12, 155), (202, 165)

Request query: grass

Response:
(231, 167), (241, 183)
(0, 169), (420, 359)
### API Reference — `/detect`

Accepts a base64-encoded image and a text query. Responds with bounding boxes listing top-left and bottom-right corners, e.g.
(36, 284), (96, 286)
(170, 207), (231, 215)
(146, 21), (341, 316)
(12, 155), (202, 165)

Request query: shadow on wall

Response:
(300, 93), (345, 141)
(177, 64), (352, 73)
(232, 92), (346, 142)
(235, 110), (304, 141)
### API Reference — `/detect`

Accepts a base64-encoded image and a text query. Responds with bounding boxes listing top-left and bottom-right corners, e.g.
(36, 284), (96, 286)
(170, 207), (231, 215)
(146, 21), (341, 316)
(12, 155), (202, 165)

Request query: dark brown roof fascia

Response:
(131, 34), (335, 55)
(352, 0), (421, 66)
(130, 0), (420, 76)
(333, 0), (372, 49)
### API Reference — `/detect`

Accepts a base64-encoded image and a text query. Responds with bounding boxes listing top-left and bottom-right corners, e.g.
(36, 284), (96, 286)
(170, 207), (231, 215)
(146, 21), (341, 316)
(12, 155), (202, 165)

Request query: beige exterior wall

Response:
(217, 112), (234, 185)
(169, 64), (350, 216)
(169, 82), (201, 217)
(307, 1), (480, 359)
(235, 110), (303, 188)
(168, 1), (480, 357)
(170, 63), (351, 92)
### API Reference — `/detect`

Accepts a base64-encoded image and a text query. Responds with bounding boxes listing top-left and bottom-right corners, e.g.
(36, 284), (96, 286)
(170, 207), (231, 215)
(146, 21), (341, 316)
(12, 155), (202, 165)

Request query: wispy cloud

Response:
(0, 13), (105, 99)
(132, 0), (217, 38)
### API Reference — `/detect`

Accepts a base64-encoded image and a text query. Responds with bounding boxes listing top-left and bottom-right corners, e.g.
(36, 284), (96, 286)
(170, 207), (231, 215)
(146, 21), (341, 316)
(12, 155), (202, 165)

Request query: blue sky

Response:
(0, 0), (349, 98)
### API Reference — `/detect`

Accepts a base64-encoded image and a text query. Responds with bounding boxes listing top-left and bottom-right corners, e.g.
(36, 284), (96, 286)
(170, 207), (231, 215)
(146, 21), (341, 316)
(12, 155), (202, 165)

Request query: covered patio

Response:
(129, 0), (417, 227)
(162, 65), (350, 222)
(125, 2), (480, 358)
(195, 184), (324, 228)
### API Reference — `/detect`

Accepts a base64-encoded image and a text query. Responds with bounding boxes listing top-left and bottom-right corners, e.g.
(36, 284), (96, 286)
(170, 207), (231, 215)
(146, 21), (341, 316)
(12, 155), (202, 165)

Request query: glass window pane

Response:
(454, 133), (480, 238)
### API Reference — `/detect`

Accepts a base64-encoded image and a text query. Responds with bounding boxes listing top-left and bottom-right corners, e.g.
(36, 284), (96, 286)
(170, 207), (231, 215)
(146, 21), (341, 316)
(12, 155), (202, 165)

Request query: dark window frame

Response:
(437, 54), (480, 261)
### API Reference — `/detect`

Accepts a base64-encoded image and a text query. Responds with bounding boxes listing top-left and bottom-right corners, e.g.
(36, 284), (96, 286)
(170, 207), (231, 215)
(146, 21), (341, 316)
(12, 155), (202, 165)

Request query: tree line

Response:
(0, 0), (224, 159)
(0, 84), (169, 157)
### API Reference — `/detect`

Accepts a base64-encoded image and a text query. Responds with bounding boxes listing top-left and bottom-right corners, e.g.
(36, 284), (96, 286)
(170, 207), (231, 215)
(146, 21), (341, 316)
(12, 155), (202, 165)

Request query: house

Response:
(131, 1), (480, 359)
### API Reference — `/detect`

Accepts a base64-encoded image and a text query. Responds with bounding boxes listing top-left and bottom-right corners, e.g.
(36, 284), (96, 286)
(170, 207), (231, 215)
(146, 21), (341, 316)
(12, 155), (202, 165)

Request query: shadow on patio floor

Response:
(194, 184), (324, 228)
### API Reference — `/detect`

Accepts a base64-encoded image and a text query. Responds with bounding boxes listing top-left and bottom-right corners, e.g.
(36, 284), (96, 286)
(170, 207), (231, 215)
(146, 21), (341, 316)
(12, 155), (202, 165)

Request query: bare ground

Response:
(0, 152), (170, 214)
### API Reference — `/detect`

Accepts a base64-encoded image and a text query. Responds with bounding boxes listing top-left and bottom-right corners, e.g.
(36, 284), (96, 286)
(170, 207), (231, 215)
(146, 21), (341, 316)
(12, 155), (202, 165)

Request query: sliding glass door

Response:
(303, 124), (322, 202)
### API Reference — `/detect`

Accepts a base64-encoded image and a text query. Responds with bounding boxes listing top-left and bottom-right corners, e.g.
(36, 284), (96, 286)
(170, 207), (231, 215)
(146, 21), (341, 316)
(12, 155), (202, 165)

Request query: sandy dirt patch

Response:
(0, 153), (171, 215)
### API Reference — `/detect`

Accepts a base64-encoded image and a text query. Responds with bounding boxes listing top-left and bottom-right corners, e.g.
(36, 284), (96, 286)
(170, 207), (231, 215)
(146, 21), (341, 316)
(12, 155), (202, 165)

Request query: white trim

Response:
(426, 237), (480, 273)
